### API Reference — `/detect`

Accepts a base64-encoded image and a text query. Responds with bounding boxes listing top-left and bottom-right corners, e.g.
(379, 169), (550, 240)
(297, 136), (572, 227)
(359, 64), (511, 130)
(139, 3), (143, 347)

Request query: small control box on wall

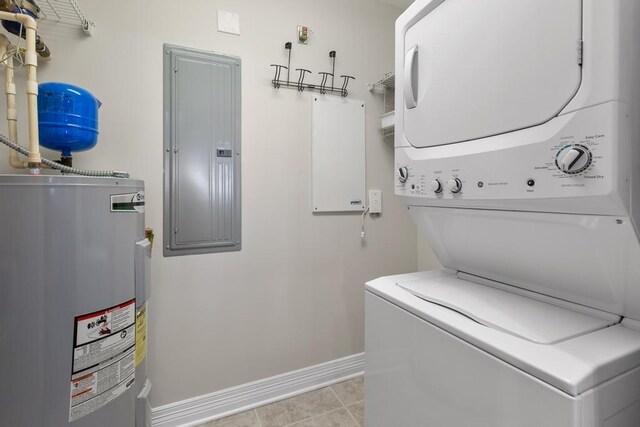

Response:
(311, 96), (366, 213)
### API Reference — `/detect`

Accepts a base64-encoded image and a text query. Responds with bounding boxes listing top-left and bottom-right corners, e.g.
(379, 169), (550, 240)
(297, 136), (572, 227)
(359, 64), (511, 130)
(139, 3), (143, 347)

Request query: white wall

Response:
(0, 0), (432, 407)
(418, 236), (441, 271)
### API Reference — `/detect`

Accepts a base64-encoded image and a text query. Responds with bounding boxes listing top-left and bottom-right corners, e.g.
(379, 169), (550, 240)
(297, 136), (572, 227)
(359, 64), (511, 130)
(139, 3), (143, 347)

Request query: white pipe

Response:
(0, 34), (28, 168)
(0, 11), (40, 174)
(7, 55), (26, 168)
(24, 27), (40, 173)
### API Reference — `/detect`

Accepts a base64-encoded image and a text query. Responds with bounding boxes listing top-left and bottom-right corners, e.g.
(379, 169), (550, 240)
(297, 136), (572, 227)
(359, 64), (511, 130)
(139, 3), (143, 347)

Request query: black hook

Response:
(270, 64), (288, 88)
(295, 69), (311, 91)
(318, 72), (333, 94)
(339, 75), (355, 97)
(284, 42), (293, 83)
(329, 51), (336, 89)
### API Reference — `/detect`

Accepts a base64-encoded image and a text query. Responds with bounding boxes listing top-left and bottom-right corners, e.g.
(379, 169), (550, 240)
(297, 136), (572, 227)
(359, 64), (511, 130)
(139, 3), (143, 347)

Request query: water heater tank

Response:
(38, 82), (101, 157)
(0, 176), (151, 427)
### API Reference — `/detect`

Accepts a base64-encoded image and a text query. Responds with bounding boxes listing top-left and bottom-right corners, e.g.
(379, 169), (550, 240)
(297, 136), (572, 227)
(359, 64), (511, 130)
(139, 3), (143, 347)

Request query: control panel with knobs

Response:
(447, 178), (462, 193)
(556, 145), (592, 174)
(392, 106), (615, 203)
(394, 147), (603, 196)
(430, 179), (443, 193)
(398, 166), (409, 183)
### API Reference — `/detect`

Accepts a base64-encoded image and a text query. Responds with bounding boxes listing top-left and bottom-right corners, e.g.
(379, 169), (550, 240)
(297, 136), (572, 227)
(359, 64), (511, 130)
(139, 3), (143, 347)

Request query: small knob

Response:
(398, 166), (409, 183)
(447, 178), (462, 193)
(430, 179), (443, 193)
(557, 146), (591, 174)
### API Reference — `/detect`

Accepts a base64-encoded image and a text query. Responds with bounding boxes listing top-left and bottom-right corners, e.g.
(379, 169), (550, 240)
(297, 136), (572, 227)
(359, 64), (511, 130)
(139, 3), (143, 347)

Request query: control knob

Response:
(447, 178), (462, 193)
(398, 166), (409, 183)
(556, 146), (592, 174)
(430, 179), (443, 193)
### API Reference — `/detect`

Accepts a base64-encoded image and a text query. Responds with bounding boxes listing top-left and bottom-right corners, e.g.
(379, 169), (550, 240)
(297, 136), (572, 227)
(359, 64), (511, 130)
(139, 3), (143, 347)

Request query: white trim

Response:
(151, 353), (364, 427)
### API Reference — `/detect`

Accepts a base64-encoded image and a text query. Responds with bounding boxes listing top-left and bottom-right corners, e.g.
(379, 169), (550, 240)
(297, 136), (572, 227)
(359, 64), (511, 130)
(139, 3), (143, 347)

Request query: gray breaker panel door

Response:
(163, 44), (242, 256)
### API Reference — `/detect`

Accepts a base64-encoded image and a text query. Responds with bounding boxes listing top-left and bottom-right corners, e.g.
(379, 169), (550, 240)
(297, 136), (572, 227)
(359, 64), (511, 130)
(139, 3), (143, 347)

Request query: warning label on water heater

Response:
(69, 299), (136, 422)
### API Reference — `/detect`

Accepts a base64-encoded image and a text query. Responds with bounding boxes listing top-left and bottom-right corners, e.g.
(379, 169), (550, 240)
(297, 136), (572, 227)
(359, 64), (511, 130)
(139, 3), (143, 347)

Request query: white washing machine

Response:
(365, 0), (640, 426)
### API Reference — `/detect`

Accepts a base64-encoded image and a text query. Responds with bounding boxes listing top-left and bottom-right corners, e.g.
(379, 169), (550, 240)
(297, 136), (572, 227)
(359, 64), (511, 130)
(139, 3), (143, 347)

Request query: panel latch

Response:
(577, 39), (583, 66)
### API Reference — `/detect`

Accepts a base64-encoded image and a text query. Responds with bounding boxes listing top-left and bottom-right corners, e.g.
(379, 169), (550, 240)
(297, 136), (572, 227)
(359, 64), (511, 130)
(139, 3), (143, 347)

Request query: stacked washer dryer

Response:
(365, 0), (640, 426)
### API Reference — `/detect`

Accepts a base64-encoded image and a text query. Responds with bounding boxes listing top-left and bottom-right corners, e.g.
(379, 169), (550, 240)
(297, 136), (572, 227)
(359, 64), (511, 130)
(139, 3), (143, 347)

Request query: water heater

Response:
(0, 175), (151, 427)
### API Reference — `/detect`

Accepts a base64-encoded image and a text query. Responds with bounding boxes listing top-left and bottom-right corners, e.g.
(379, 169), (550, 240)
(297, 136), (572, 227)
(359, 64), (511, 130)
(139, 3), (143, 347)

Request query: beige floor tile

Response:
(330, 377), (364, 406)
(199, 410), (261, 427)
(346, 401), (364, 426)
(256, 387), (342, 427)
(289, 408), (358, 427)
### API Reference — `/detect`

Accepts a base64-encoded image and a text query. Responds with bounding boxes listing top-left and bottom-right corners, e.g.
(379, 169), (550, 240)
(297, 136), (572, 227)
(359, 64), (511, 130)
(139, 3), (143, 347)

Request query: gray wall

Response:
(0, 0), (429, 407)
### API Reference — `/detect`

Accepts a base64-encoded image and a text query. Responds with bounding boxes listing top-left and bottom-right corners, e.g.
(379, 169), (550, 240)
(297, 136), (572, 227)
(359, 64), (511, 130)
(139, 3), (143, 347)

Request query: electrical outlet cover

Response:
(369, 190), (382, 214)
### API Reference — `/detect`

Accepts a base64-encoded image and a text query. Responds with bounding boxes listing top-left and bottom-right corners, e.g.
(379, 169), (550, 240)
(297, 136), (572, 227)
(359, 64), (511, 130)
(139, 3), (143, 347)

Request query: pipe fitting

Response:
(8, 12), (37, 30)
(23, 51), (37, 67)
(25, 80), (37, 95)
(9, 155), (27, 168)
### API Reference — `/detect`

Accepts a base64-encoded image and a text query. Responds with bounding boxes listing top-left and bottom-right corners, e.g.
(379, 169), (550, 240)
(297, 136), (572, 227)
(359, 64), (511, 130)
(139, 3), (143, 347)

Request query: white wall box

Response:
(163, 44), (242, 256)
(217, 10), (240, 36)
(311, 96), (366, 213)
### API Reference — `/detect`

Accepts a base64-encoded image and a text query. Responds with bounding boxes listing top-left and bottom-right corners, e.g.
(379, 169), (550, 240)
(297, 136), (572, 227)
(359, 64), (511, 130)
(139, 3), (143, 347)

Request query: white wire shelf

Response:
(371, 72), (395, 137)
(368, 71), (395, 92)
(381, 111), (394, 138)
(38, 0), (94, 36)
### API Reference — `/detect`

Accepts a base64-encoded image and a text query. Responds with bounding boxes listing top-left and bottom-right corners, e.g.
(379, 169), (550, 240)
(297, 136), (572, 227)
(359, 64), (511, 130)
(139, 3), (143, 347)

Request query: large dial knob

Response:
(447, 178), (462, 193)
(430, 179), (443, 193)
(556, 145), (592, 174)
(398, 166), (409, 183)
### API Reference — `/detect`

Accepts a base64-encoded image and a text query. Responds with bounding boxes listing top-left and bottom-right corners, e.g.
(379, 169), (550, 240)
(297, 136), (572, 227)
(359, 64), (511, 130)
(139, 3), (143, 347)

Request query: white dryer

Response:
(365, 0), (640, 426)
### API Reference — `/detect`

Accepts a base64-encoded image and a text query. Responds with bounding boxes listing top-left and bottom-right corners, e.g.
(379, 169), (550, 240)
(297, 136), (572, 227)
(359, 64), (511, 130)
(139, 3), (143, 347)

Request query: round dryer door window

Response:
(402, 0), (582, 148)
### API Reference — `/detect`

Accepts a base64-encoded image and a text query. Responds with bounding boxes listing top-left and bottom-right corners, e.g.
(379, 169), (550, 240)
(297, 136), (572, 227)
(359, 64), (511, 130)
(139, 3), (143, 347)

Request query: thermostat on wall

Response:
(297, 25), (309, 44)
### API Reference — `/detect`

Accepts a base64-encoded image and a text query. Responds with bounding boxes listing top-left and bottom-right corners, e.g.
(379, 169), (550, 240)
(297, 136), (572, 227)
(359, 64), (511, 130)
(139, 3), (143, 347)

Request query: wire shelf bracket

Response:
(38, 0), (95, 36)
(368, 71), (395, 93)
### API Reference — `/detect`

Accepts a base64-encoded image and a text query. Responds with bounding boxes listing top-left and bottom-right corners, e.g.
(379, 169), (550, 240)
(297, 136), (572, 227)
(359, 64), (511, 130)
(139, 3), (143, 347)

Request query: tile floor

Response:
(199, 376), (364, 427)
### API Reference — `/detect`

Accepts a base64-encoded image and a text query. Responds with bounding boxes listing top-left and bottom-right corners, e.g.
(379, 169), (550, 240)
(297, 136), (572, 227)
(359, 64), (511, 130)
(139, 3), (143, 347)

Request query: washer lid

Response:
(398, 274), (618, 345)
(402, 0), (582, 148)
(366, 270), (640, 396)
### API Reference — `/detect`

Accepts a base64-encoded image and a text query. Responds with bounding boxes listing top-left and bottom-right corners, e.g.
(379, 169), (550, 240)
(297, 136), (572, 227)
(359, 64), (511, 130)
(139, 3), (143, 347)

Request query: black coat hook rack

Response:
(270, 43), (355, 97)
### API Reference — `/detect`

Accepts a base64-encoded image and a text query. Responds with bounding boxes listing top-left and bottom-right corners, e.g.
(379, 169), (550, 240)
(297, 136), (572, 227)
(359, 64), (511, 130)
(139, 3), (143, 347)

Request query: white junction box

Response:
(217, 10), (240, 35)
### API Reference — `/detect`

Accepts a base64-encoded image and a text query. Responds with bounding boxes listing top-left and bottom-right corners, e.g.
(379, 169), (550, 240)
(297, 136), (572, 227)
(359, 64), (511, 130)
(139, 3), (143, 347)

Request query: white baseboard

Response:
(151, 353), (364, 427)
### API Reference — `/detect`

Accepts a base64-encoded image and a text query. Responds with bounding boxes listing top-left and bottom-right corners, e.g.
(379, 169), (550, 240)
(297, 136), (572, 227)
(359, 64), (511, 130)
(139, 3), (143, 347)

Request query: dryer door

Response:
(402, 0), (582, 148)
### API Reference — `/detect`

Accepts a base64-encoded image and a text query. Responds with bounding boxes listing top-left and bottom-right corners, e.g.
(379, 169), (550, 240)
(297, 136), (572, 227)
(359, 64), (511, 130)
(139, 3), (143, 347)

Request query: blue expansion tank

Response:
(38, 82), (101, 157)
